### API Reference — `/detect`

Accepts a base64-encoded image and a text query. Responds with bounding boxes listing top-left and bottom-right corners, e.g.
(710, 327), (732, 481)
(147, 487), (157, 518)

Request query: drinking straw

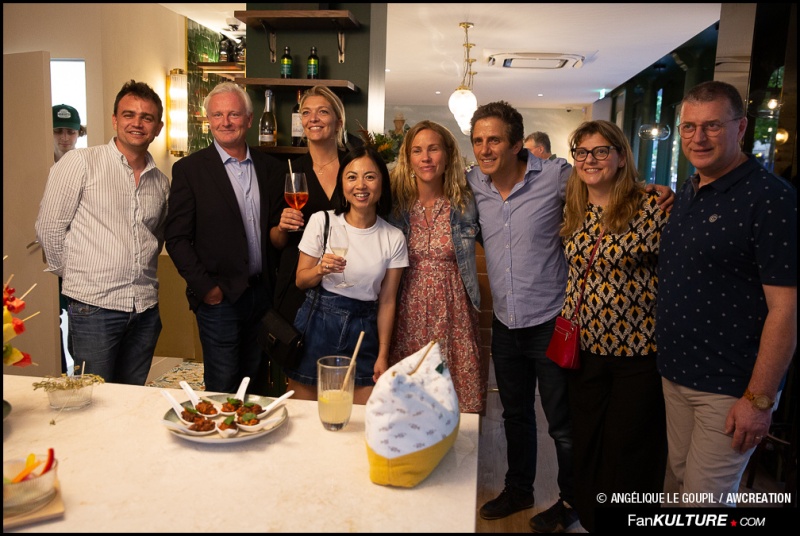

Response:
(410, 340), (437, 375)
(341, 331), (365, 392)
(288, 158), (293, 176)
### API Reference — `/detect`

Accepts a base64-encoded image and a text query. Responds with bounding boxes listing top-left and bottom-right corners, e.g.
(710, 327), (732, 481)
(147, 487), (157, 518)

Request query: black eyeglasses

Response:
(678, 117), (742, 139)
(570, 146), (618, 162)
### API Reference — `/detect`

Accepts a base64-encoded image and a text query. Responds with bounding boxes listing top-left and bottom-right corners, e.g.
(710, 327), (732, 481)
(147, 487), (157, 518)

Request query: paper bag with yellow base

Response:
(365, 341), (460, 487)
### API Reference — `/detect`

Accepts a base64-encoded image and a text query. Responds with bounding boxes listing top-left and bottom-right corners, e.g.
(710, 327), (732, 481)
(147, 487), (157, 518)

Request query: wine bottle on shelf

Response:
(259, 89), (277, 147)
(291, 89), (304, 147)
(307, 46), (319, 79)
(280, 46), (292, 79)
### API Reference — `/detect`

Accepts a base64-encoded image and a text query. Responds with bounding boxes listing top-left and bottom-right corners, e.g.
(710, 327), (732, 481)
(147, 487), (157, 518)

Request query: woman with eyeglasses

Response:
(560, 120), (669, 532)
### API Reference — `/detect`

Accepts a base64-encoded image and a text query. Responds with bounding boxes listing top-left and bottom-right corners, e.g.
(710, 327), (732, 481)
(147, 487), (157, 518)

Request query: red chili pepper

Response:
(41, 448), (55, 475)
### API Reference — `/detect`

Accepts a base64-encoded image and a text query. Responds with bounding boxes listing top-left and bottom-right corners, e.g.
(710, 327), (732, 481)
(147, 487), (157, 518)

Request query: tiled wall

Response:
(187, 20), (222, 155)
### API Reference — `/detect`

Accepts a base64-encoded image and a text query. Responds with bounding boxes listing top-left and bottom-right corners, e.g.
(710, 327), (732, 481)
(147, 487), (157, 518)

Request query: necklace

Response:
(313, 156), (338, 175)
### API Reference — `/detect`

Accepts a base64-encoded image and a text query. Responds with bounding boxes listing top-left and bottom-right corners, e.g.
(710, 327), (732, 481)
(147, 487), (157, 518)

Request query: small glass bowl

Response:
(47, 383), (93, 410)
(3, 457), (58, 516)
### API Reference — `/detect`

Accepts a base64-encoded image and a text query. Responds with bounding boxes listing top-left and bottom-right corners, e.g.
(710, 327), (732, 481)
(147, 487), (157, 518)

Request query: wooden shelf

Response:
(197, 62), (245, 81)
(234, 77), (358, 93)
(254, 146), (309, 156)
(233, 10), (360, 31)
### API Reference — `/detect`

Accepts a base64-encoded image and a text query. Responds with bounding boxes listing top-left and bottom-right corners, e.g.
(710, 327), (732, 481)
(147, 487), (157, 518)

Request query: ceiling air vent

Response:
(487, 53), (585, 69)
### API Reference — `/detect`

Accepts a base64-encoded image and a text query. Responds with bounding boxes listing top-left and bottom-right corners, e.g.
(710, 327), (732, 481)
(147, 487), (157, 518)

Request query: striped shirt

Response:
(35, 138), (169, 312)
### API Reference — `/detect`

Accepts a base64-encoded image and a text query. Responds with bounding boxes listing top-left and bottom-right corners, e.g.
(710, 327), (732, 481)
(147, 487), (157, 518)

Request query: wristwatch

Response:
(743, 388), (774, 410)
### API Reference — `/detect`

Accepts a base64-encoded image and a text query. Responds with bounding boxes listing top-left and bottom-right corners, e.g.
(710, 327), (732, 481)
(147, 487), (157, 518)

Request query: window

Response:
(51, 59), (87, 149)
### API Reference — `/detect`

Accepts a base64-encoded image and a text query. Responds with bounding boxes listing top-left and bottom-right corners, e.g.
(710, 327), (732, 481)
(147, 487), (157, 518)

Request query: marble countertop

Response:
(3, 374), (479, 532)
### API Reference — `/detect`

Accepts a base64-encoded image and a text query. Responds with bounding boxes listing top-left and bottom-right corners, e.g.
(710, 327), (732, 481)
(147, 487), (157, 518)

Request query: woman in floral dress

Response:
(388, 121), (485, 413)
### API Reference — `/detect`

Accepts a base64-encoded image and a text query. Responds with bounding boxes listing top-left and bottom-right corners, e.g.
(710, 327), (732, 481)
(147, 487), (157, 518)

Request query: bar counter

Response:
(2, 374), (479, 532)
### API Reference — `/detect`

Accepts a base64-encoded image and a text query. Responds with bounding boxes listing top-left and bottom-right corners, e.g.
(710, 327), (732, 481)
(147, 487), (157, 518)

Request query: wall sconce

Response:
(775, 128), (789, 145)
(448, 22), (478, 136)
(167, 68), (188, 157)
(638, 123), (671, 141)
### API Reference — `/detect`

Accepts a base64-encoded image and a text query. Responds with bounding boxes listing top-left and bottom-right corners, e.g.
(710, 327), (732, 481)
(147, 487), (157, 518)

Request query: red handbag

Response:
(545, 316), (581, 369)
(546, 230), (605, 369)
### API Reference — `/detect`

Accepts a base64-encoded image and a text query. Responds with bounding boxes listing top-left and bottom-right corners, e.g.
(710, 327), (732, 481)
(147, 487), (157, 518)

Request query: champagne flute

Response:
(284, 172), (308, 232)
(328, 224), (353, 288)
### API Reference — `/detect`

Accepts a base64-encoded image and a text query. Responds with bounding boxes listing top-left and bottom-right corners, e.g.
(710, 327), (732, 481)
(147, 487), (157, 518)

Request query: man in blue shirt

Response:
(656, 80), (797, 506)
(468, 101), (578, 533)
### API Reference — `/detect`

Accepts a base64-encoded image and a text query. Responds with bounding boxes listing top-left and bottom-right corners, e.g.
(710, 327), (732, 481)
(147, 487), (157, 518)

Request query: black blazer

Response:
(165, 144), (286, 310)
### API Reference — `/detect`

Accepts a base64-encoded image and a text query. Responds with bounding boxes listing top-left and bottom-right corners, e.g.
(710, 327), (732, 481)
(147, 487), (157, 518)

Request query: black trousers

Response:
(567, 352), (667, 532)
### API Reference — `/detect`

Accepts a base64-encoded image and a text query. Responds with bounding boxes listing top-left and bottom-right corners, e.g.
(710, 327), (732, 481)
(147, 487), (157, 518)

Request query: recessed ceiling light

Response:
(385, 68), (391, 73)
(538, 94), (543, 97)
(435, 91), (441, 95)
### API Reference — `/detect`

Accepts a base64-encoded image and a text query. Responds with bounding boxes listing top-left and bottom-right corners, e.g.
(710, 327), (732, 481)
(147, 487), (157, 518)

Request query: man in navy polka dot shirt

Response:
(656, 80), (796, 507)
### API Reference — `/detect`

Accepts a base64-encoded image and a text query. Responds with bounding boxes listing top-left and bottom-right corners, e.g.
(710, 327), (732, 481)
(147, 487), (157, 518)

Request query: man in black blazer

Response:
(165, 82), (285, 394)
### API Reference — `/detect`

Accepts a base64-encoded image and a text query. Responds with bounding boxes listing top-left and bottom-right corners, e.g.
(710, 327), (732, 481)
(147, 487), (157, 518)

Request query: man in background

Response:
(37, 80), (169, 385)
(52, 104), (87, 163)
(166, 82), (285, 395)
(657, 80), (797, 506)
(523, 131), (557, 160)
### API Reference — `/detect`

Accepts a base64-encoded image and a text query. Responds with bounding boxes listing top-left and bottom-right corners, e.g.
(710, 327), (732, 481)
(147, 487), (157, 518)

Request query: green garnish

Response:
(240, 412), (257, 421)
(226, 397), (241, 404)
(224, 415), (235, 425)
(243, 402), (255, 408)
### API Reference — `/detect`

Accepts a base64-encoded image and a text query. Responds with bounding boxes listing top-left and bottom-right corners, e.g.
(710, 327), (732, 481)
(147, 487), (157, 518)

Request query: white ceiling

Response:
(159, 3), (722, 110)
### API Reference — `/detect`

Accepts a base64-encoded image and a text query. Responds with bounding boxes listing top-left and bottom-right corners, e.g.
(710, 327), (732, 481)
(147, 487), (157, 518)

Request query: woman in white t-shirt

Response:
(287, 146), (409, 404)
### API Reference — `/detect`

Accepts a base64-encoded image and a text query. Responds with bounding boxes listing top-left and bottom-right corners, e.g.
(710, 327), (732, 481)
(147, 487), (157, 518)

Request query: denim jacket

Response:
(388, 198), (481, 311)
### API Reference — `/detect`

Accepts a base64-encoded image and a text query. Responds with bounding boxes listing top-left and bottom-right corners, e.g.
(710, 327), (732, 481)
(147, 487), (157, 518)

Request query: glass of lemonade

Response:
(317, 356), (355, 431)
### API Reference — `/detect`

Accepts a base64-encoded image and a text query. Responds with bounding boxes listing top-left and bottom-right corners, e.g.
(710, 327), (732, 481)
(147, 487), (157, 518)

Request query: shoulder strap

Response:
(571, 229), (605, 322)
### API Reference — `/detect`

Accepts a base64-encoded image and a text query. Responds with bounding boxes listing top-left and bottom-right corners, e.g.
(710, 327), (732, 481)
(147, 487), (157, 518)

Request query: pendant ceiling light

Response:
(448, 22), (477, 135)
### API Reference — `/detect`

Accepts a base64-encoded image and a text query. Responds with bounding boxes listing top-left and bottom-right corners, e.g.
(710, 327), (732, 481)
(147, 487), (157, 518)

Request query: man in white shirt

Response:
(36, 80), (169, 385)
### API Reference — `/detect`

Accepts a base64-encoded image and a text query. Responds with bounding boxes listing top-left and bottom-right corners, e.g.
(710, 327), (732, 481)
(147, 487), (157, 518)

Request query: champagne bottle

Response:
(259, 89), (277, 147)
(280, 46), (292, 79)
(307, 46), (319, 79)
(291, 89), (304, 147)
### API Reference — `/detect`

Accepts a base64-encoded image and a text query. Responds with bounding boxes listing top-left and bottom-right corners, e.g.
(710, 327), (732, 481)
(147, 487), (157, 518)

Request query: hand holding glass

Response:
(328, 224), (353, 288)
(284, 172), (308, 232)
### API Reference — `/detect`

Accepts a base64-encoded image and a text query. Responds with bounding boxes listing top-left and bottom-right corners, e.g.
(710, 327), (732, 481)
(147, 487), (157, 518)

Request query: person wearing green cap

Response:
(52, 104), (87, 163)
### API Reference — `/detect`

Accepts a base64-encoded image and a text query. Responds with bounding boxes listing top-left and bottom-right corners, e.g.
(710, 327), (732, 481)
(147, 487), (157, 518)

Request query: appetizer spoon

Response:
(237, 414), (284, 433)
(235, 376), (251, 402)
(216, 415), (239, 439)
(161, 419), (216, 436)
(179, 380), (201, 408)
(160, 390), (195, 426)
(257, 390), (295, 419)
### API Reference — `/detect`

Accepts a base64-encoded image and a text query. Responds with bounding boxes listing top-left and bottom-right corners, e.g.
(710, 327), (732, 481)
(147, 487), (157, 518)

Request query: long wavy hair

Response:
(391, 120), (473, 217)
(300, 85), (346, 149)
(561, 120), (644, 236)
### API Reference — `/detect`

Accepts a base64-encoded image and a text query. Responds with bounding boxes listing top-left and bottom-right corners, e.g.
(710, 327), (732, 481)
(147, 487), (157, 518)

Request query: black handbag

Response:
(258, 212), (329, 369)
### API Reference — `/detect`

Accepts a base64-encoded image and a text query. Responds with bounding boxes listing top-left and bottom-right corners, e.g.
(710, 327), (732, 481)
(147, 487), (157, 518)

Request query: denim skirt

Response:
(284, 287), (379, 387)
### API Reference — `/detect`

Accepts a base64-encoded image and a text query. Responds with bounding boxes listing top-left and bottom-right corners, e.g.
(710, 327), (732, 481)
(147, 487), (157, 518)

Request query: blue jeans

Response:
(491, 315), (574, 503)
(286, 288), (379, 387)
(67, 300), (162, 385)
(195, 281), (270, 393)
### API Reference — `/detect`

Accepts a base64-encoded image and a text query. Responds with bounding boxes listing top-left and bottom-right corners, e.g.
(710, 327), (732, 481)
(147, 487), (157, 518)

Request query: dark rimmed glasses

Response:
(677, 117), (742, 139)
(570, 146), (618, 162)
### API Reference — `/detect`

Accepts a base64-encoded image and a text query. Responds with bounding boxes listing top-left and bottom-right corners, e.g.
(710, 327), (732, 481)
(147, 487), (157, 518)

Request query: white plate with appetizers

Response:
(162, 394), (288, 444)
